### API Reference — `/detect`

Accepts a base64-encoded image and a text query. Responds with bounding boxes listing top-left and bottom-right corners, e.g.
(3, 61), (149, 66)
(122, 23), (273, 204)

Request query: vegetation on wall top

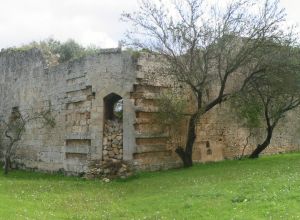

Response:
(1, 38), (101, 65)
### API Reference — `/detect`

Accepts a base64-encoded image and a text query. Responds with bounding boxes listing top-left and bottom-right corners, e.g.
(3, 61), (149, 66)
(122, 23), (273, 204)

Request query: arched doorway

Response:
(102, 93), (123, 161)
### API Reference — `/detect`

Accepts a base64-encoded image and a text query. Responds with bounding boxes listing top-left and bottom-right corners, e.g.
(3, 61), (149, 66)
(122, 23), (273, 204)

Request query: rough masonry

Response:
(0, 48), (299, 175)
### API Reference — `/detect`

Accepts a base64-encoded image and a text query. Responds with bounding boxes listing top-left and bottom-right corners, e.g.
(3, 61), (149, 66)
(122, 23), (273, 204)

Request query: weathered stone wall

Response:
(135, 53), (300, 167)
(0, 49), (299, 175)
(0, 48), (136, 174)
(193, 104), (300, 162)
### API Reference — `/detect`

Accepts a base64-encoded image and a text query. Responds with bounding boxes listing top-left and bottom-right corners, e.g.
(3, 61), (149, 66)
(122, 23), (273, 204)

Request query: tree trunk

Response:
(249, 127), (273, 159)
(175, 113), (197, 167)
(4, 155), (11, 175)
(4, 143), (13, 175)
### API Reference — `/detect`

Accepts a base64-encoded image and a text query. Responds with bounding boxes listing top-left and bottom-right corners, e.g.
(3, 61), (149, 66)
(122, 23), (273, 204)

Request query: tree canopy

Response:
(233, 43), (300, 158)
(123, 0), (298, 165)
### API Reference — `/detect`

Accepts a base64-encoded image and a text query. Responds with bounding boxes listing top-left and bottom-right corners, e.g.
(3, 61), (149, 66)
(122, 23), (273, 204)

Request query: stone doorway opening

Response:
(103, 93), (123, 161)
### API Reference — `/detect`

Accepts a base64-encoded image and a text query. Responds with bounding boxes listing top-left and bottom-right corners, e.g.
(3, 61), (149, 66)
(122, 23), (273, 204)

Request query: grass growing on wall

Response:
(0, 153), (300, 219)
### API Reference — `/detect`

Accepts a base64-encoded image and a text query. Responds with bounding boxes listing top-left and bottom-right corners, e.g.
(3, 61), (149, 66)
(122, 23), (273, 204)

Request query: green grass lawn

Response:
(1, 153), (300, 220)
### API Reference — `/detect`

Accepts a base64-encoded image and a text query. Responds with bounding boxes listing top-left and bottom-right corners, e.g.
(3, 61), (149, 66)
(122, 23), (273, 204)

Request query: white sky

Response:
(0, 0), (299, 49)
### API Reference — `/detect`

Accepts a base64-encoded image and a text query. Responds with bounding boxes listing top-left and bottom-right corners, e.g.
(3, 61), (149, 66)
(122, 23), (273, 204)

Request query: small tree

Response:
(122, 0), (295, 166)
(155, 91), (188, 155)
(233, 43), (300, 158)
(0, 107), (55, 174)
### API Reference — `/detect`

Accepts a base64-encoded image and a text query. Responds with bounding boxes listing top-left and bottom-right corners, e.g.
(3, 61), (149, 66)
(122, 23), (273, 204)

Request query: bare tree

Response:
(122, 0), (295, 167)
(234, 42), (300, 158)
(0, 107), (55, 174)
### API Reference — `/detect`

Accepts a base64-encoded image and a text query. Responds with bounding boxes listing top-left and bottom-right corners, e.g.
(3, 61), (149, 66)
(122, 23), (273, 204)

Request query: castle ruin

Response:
(0, 48), (299, 175)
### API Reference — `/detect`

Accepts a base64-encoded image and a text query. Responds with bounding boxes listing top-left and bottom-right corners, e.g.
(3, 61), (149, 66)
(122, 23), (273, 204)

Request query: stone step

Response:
(135, 118), (152, 124)
(133, 84), (165, 93)
(135, 112), (157, 123)
(65, 108), (91, 114)
(135, 132), (169, 139)
(134, 105), (159, 113)
(133, 150), (172, 160)
(136, 136), (168, 145)
(134, 98), (158, 107)
(66, 72), (87, 81)
(65, 84), (88, 93)
(64, 145), (90, 154)
(134, 123), (166, 134)
(65, 95), (89, 104)
(130, 91), (161, 99)
(65, 152), (88, 161)
(65, 132), (92, 140)
(136, 144), (168, 153)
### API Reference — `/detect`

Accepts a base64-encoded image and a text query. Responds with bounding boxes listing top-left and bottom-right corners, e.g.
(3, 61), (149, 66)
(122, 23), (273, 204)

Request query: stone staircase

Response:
(63, 71), (94, 173)
(130, 83), (175, 168)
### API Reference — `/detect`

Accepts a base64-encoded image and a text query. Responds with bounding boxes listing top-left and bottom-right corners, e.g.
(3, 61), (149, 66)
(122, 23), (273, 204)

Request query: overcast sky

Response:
(0, 0), (299, 49)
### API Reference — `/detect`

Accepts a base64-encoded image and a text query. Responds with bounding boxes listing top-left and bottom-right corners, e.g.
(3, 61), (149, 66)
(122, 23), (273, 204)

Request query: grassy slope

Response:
(0, 153), (300, 220)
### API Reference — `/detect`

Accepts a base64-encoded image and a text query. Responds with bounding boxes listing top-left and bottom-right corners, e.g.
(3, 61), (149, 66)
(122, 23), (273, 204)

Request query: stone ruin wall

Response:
(0, 48), (137, 174)
(0, 49), (67, 172)
(193, 104), (300, 163)
(0, 49), (299, 175)
(136, 53), (300, 165)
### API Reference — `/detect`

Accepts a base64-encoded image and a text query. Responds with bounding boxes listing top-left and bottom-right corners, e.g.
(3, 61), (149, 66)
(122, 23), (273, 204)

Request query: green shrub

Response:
(3, 38), (101, 64)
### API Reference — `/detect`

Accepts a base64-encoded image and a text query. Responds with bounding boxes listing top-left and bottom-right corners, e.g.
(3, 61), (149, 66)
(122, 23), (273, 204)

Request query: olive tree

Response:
(155, 91), (188, 156)
(122, 0), (295, 166)
(233, 43), (300, 158)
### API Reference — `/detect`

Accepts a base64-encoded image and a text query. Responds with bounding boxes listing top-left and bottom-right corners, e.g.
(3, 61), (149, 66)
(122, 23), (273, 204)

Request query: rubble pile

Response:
(103, 120), (123, 161)
(84, 159), (133, 180)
